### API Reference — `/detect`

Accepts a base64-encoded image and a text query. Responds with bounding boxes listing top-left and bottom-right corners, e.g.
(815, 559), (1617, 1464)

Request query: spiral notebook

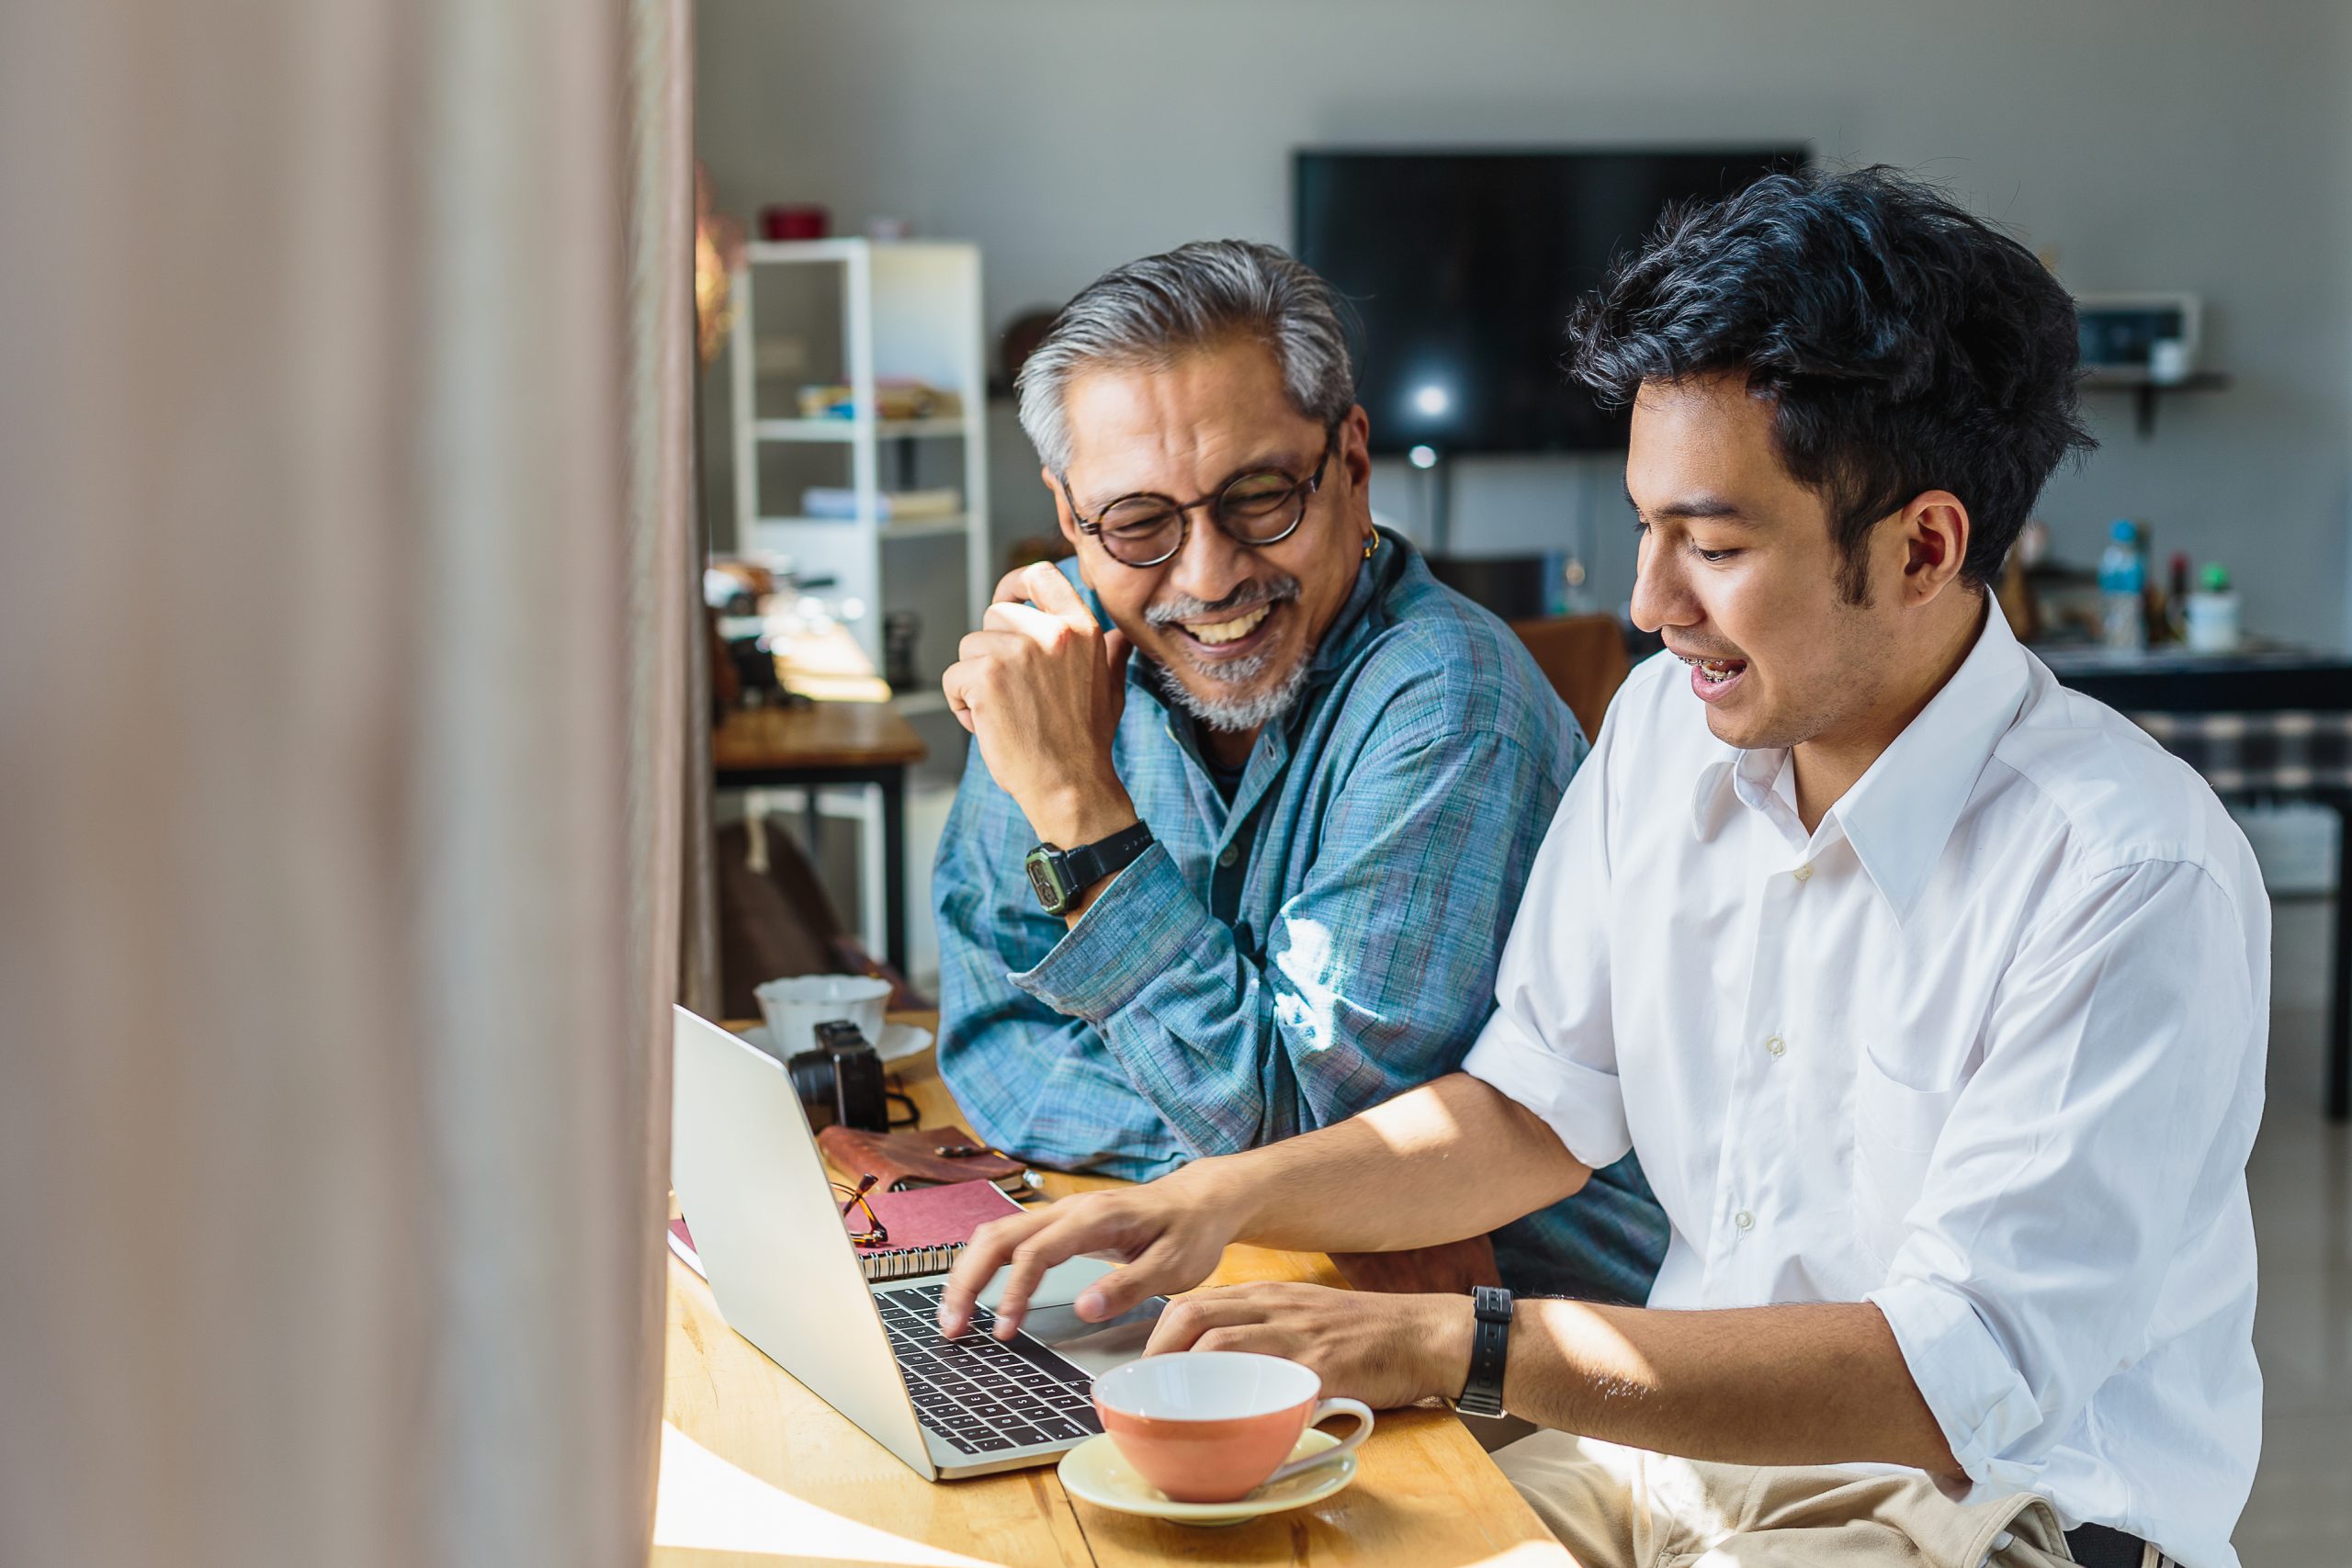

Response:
(849, 1179), (1027, 1280)
(670, 1178), (1024, 1284)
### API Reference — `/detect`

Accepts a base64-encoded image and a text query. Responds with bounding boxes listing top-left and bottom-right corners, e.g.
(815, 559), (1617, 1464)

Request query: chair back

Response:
(1510, 614), (1632, 741)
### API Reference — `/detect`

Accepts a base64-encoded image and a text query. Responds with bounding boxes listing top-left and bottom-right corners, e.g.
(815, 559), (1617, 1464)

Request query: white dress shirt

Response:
(1464, 606), (2267, 1568)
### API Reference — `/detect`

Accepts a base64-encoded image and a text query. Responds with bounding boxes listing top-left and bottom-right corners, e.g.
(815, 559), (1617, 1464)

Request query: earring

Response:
(1363, 532), (1378, 559)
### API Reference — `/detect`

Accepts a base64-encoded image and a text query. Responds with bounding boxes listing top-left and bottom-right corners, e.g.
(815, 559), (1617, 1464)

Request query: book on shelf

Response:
(799, 486), (962, 522)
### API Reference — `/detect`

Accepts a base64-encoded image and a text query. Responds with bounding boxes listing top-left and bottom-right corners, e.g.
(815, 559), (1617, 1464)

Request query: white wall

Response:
(698, 0), (2352, 646)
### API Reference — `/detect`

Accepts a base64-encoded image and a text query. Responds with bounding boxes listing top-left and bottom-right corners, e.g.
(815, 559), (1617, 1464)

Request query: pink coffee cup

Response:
(1091, 1352), (1374, 1504)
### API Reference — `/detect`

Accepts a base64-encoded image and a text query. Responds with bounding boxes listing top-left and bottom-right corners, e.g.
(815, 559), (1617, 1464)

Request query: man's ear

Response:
(1899, 490), (1972, 606)
(1339, 405), (1373, 495)
(1043, 465), (1081, 553)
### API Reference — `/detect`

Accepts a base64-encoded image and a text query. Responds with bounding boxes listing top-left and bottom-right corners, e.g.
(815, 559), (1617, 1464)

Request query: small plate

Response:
(873, 1021), (933, 1064)
(1056, 1428), (1356, 1527)
(741, 1021), (933, 1065)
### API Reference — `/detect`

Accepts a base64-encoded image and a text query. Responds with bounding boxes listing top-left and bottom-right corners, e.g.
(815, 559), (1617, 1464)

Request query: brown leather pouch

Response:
(816, 1122), (1028, 1190)
(1329, 1235), (1502, 1295)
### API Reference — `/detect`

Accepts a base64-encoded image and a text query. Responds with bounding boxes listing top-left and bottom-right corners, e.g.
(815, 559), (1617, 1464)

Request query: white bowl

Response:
(742, 1021), (931, 1066)
(752, 973), (891, 1055)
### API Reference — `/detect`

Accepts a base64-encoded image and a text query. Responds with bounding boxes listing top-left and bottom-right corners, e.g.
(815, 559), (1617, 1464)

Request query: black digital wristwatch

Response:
(1455, 1284), (1513, 1418)
(1023, 822), (1155, 916)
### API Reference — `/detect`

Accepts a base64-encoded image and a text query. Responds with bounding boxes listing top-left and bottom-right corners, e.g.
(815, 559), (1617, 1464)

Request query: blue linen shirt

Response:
(933, 532), (1666, 1303)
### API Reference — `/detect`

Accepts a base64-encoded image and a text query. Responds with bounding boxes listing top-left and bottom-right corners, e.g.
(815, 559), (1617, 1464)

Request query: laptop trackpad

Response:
(975, 1253), (1115, 1313)
(1023, 1294), (1165, 1378)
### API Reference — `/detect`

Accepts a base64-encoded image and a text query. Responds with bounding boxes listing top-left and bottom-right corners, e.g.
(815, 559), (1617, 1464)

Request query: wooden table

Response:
(652, 1022), (1570, 1568)
(713, 702), (927, 974)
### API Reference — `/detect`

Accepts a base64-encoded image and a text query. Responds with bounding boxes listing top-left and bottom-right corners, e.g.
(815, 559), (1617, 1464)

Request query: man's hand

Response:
(941, 562), (1138, 852)
(936, 1175), (1240, 1340)
(1144, 1283), (1476, 1412)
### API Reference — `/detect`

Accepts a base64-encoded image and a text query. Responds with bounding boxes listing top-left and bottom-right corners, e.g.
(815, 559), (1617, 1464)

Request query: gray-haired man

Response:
(933, 240), (1662, 1302)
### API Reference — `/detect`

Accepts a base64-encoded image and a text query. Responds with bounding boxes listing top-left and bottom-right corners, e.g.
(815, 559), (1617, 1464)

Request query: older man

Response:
(933, 240), (1663, 1303)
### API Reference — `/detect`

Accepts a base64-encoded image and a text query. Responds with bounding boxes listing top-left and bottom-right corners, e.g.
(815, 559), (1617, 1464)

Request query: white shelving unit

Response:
(723, 241), (985, 986)
(727, 239), (989, 690)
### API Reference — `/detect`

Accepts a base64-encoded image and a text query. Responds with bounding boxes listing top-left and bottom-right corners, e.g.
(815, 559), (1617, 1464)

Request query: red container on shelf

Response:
(760, 204), (830, 241)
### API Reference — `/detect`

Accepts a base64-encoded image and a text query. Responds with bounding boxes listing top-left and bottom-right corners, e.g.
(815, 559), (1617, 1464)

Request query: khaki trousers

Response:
(1493, 1431), (2085, 1568)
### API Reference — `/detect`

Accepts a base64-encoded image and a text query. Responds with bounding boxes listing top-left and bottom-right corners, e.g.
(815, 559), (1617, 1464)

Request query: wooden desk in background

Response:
(712, 702), (927, 974)
(652, 1019), (1568, 1568)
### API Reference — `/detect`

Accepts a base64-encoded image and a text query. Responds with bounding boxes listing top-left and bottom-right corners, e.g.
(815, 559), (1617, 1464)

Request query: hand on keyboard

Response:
(877, 1283), (1104, 1455)
(937, 1179), (1237, 1340)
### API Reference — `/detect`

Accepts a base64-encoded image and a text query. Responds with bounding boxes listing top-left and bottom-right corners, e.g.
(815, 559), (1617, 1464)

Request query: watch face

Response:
(1024, 849), (1068, 912)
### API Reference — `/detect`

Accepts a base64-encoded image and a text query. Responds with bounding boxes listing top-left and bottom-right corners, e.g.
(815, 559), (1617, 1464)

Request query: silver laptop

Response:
(670, 1005), (1164, 1480)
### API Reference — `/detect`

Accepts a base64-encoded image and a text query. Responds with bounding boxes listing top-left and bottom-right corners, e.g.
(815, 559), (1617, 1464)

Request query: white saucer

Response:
(1056, 1428), (1357, 1527)
(741, 1021), (933, 1065)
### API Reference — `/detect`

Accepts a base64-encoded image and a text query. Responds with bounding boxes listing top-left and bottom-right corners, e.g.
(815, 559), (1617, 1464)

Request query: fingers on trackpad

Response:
(975, 1253), (1114, 1311)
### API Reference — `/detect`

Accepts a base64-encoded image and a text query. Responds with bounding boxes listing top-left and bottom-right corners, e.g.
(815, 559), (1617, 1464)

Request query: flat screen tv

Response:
(1294, 148), (1808, 454)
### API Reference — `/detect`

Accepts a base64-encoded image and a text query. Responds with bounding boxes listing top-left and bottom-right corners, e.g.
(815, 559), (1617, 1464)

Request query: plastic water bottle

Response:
(2098, 520), (2146, 653)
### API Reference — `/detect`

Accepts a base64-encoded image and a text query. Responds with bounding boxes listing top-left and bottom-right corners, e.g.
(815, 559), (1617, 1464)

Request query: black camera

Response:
(786, 1019), (890, 1134)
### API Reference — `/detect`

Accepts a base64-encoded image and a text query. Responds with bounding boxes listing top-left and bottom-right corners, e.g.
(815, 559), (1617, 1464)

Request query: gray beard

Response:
(1151, 646), (1315, 733)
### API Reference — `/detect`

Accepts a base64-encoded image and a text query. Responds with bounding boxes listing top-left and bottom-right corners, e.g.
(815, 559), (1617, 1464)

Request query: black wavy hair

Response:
(1567, 165), (2095, 602)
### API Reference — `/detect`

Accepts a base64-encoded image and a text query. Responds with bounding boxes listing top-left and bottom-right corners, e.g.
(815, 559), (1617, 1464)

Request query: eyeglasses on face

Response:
(1060, 428), (1338, 569)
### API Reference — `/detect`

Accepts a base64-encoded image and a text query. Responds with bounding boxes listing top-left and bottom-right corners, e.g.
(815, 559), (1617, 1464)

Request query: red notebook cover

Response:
(669, 1179), (1023, 1283)
(853, 1179), (1023, 1256)
(667, 1215), (703, 1279)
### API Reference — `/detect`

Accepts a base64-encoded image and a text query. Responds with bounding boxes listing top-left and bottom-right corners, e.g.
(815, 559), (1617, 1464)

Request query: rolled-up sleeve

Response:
(1462, 694), (1629, 1170)
(1865, 857), (2264, 1489)
(1012, 843), (1197, 1022)
(1869, 1276), (2049, 1480)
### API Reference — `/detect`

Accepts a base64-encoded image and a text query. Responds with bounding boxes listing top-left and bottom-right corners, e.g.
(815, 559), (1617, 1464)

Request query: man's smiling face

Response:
(1626, 373), (1905, 753)
(1048, 340), (1372, 734)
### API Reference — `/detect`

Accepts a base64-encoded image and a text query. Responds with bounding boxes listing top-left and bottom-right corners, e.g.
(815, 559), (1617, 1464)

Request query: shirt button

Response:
(1217, 846), (1238, 868)
(1765, 1033), (1785, 1058)
(1792, 863), (1814, 884)
(1735, 1209), (1754, 1231)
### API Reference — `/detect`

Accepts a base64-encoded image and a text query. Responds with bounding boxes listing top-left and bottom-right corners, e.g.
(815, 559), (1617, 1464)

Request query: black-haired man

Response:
(935, 169), (2265, 1568)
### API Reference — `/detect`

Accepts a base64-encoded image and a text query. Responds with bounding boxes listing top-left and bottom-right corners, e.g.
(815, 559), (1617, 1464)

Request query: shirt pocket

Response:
(1850, 1052), (1966, 1268)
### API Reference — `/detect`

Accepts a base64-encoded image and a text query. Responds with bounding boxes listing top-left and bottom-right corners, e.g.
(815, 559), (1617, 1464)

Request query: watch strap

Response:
(1456, 1284), (1512, 1417)
(1029, 822), (1156, 914)
(1055, 820), (1155, 896)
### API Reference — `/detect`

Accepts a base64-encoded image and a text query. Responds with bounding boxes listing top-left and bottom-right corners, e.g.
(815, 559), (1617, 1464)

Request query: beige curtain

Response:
(622, 0), (701, 1543)
(0, 0), (692, 1562)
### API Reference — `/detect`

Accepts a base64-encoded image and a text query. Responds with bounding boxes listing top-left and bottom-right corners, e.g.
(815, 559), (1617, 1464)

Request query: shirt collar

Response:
(1306, 525), (1408, 680)
(1687, 751), (1744, 842)
(1687, 603), (2031, 925)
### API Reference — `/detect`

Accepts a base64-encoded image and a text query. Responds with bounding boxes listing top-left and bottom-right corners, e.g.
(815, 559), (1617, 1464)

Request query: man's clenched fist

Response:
(942, 562), (1141, 880)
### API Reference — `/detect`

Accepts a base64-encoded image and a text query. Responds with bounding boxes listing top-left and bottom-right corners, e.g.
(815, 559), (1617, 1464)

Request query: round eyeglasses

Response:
(1061, 430), (1337, 569)
(833, 1175), (888, 1246)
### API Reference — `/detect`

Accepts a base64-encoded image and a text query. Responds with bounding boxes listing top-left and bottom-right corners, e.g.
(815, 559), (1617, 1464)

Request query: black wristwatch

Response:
(1455, 1284), (1513, 1417)
(1024, 822), (1155, 916)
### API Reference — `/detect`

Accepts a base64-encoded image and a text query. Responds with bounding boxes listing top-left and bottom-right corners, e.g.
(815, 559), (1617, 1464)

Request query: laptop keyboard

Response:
(876, 1282), (1105, 1457)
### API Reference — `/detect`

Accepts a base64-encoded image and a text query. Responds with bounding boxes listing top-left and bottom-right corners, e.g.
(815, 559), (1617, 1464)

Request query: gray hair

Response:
(1015, 240), (1356, 475)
